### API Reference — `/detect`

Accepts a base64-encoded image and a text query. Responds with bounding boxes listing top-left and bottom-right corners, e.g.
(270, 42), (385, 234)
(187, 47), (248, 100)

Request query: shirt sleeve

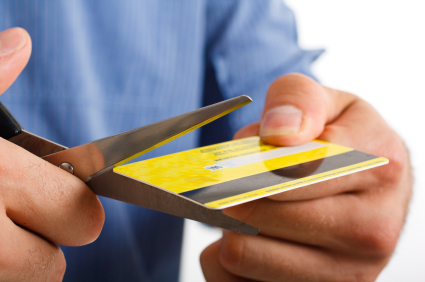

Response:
(203, 0), (323, 138)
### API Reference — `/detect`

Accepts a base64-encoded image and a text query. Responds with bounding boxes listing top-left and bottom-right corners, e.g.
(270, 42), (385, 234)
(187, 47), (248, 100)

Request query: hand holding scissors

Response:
(0, 27), (256, 282)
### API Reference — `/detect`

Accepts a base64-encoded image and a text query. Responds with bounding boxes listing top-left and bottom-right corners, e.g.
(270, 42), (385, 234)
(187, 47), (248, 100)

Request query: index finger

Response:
(1, 139), (104, 246)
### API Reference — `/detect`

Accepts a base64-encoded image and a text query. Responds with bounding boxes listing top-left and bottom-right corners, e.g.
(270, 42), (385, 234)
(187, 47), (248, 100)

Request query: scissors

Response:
(0, 96), (259, 236)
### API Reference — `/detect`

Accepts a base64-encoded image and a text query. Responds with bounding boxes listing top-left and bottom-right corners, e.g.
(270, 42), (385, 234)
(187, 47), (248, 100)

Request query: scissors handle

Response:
(0, 101), (23, 140)
(0, 101), (67, 156)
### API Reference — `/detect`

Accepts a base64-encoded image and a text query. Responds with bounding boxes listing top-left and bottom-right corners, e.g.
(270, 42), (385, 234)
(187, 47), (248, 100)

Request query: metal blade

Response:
(43, 95), (252, 182)
(9, 130), (67, 157)
(87, 170), (260, 236)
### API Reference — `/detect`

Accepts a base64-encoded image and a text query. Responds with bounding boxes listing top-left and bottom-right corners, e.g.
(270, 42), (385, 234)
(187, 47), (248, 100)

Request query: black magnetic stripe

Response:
(180, 150), (378, 204)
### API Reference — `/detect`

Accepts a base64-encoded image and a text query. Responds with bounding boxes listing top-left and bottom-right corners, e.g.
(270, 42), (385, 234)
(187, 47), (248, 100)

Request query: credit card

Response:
(114, 137), (388, 209)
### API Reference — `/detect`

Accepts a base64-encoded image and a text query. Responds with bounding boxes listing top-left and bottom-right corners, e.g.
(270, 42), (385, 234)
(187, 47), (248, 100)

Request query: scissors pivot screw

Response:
(59, 162), (74, 175)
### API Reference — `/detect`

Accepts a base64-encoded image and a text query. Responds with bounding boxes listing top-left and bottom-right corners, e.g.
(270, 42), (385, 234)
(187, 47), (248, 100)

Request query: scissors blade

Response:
(87, 169), (259, 236)
(43, 95), (252, 182)
(9, 130), (68, 157)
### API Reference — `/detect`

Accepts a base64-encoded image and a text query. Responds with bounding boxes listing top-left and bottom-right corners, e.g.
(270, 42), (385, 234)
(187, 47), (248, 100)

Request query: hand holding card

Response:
(201, 73), (412, 282)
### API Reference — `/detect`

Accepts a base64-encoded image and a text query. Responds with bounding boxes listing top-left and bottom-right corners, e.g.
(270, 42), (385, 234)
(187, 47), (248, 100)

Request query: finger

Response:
(259, 73), (355, 146)
(201, 240), (252, 282)
(0, 202), (66, 282)
(266, 98), (406, 202)
(233, 122), (260, 140)
(224, 190), (403, 258)
(218, 231), (386, 282)
(0, 138), (105, 246)
(256, 75), (406, 201)
(267, 160), (384, 202)
(0, 27), (32, 95)
(236, 75), (404, 201)
(318, 96), (406, 176)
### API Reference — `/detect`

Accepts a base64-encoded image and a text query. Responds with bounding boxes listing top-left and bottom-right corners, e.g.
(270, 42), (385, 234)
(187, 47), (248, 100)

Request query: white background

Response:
(180, 1), (425, 281)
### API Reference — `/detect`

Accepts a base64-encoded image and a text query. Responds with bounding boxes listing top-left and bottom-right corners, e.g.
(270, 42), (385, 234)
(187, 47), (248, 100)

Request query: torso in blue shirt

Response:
(0, 1), (321, 281)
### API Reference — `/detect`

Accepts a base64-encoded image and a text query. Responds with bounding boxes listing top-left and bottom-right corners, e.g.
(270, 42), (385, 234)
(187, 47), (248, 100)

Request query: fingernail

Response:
(0, 28), (27, 57)
(260, 105), (303, 137)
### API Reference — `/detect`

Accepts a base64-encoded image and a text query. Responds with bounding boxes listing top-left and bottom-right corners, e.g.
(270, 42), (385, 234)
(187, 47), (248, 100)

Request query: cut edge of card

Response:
(204, 157), (389, 209)
(112, 170), (217, 208)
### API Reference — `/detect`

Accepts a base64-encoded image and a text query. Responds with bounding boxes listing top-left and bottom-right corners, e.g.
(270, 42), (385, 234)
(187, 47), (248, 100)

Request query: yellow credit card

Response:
(114, 137), (388, 209)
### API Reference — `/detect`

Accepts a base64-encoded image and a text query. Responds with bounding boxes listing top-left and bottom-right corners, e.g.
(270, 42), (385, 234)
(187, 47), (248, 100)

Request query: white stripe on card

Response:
(208, 141), (327, 170)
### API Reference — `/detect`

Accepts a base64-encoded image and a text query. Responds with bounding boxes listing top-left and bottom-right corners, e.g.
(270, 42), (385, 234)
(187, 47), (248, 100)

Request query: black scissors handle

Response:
(0, 101), (23, 140)
(0, 101), (67, 157)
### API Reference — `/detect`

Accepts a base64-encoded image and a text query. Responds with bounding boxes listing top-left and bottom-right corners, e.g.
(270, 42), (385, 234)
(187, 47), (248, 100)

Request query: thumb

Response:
(259, 73), (351, 146)
(0, 27), (32, 95)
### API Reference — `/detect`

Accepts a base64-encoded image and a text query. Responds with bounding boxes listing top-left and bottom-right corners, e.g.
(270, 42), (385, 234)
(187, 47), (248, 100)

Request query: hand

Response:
(201, 73), (412, 281)
(0, 28), (104, 282)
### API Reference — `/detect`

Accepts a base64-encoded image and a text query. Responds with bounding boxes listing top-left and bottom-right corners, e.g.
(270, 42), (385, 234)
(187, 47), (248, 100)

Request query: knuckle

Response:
(18, 245), (65, 282)
(350, 218), (400, 258)
(219, 233), (246, 274)
(24, 160), (104, 246)
(52, 171), (104, 244)
(199, 248), (210, 267)
(49, 172), (74, 208)
(35, 161), (74, 208)
(45, 166), (104, 245)
(199, 243), (216, 270)
(51, 248), (66, 282)
(83, 197), (105, 244)
(380, 135), (409, 185)
(357, 122), (410, 189)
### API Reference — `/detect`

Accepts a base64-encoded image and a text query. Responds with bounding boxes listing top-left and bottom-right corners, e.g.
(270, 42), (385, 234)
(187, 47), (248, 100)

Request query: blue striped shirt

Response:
(0, 1), (321, 281)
